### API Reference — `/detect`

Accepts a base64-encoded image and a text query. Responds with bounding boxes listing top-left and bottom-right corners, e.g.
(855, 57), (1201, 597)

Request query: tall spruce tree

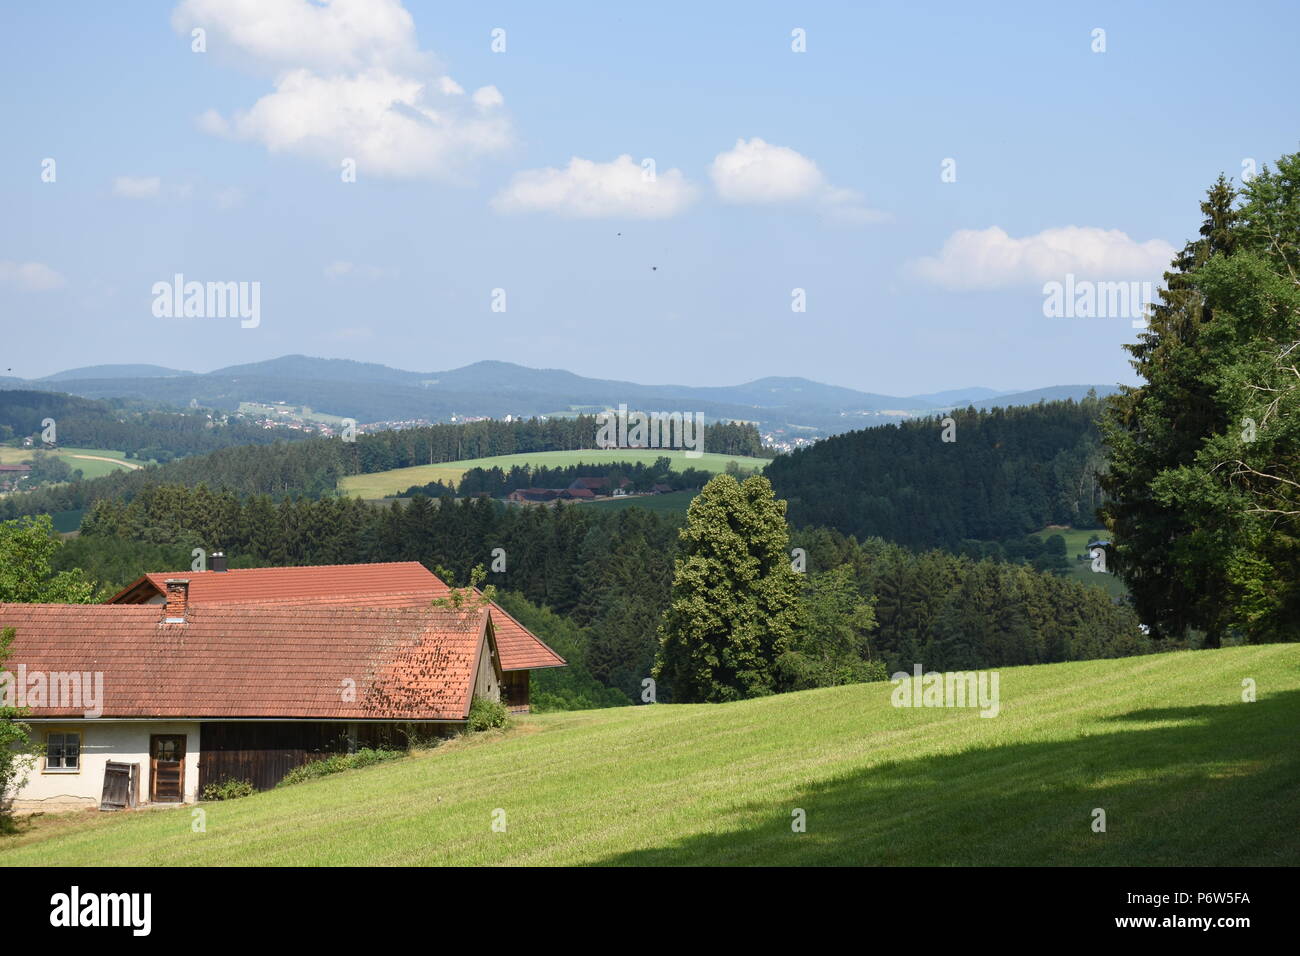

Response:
(1102, 155), (1300, 643)
(654, 474), (802, 702)
(1100, 176), (1242, 643)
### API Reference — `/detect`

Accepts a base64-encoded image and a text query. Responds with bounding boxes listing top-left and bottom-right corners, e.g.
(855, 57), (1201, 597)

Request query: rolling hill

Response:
(2, 356), (1120, 441)
(3, 645), (1295, 866)
(339, 449), (768, 499)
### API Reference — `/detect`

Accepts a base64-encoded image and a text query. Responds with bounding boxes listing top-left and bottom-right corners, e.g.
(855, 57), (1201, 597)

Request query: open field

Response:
(4, 644), (1295, 866)
(584, 489), (698, 514)
(1034, 526), (1129, 599)
(0, 446), (141, 480)
(340, 449), (769, 499)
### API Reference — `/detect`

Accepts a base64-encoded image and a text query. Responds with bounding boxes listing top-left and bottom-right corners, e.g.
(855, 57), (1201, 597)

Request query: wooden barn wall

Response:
(198, 722), (351, 792)
(502, 671), (530, 713)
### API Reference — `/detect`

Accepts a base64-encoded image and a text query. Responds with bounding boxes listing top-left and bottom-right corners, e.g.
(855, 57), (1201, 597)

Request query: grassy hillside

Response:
(3, 645), (1296, 866)
(0, 446), (141, 480)
(340, 449), (768, 499)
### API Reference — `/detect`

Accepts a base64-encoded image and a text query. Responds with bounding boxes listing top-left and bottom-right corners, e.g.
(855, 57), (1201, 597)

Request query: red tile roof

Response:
(107, 562), (565, 672)
(109, 561), (439, 604)
(0, 603), (492, 721)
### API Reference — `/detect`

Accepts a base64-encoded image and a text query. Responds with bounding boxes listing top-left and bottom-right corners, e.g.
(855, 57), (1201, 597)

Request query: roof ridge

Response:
(143, 560), (433, 576)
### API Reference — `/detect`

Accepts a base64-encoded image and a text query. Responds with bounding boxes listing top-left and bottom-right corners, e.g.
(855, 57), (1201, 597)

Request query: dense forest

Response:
(0, 415), (766, 519)
(66, 482), (1145, 707)
(0, 389), (309, 459)
(765, 397), (1107, 549)
(442, 457), (743, 498)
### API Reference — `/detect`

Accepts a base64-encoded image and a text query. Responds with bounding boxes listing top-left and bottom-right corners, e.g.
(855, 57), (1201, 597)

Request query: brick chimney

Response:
(163, 578), (190, 624)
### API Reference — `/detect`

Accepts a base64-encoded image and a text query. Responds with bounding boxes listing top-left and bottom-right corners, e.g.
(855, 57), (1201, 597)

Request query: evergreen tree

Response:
(1102, 155), (1300, 643)
(654, 475), (802, 702)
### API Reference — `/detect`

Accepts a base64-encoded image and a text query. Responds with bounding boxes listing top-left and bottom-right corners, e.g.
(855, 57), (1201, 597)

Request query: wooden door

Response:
(150, 734), (186, 803)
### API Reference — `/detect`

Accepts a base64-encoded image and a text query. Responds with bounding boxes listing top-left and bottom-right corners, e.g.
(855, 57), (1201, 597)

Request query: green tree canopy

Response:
(654, 474), (803, 702)
(1102, 152), (1300, 643)
(0, 514), (94, 603)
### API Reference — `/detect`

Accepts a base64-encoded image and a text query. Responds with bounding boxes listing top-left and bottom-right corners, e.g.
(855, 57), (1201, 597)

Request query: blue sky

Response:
(2, 1), (1297, 394)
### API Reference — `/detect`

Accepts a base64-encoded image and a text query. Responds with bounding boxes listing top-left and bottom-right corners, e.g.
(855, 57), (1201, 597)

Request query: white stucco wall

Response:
(11, 721), (200, 812)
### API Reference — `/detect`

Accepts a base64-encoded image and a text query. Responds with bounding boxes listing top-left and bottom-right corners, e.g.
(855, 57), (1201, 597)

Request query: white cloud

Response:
(711, 137), (823, 203)
(0, 261), (65, 291)
(709, 137), (883, 223)
(492, 154), (698, 219)
(908, 226), (1177, 290)
(211, 68), (511, 179)
(472, 85), (504, 110)
(113, 176), (162, 199)
(171, 0), (424, 74)
(175, 1), (511, 180)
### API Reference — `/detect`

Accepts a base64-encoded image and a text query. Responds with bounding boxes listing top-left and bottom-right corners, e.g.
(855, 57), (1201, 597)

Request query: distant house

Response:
(562, 487), (595, 500)
(569, 477), (610, 494)
(0, 463), (31, 491)
(0, 562), (566, 811)
(650, 483), (673, 495)
(568, 477), (631, 496)
(507, 488), (562, 504)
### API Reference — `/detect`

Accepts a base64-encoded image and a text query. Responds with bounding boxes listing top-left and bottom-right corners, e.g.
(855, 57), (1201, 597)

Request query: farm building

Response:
(1, 562), (565, 811)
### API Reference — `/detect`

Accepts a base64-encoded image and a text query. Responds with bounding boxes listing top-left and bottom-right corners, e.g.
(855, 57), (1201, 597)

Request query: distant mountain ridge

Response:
(2, 355), (1120, 440)
(36, 364), (195, 381)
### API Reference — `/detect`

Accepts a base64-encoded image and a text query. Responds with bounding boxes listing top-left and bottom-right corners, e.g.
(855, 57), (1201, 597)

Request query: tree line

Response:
(67, 480), (1146, 706)
(764, 397), (1107, 550)
(432, 457), (739, 498)
(0, 416), (767, 520)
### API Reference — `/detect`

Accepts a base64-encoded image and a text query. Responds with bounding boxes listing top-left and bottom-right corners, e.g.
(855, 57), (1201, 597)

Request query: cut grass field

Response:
(0, 446), (141, 480)
(4, 644), (1296, 866)
(585, 489), (698, 514)
(339, 449), (769, 499)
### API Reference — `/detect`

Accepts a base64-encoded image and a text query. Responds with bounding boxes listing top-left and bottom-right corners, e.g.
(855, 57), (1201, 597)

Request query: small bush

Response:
(202, 778), (255, 801)
(466, 695), (508, 732)
(277, 748), (404, 787)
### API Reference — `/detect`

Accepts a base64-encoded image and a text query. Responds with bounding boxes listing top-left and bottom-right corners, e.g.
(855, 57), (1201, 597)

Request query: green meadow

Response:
(1034, 526), (1130, 599)
(0, 446), (141, 480)
(4, 645), (1295, 866)
(585, 489), (699, 514)
(339, 449), (768, 499)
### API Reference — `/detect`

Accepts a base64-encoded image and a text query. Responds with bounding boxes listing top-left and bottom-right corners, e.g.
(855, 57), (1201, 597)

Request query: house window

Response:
(46, 732), (81, 772)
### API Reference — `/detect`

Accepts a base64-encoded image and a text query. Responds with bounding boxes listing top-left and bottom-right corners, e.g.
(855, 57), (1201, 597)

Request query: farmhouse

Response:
(1, 561), (565, 811)
(506, 488), (562, 503)
(568, 477), (632, 496)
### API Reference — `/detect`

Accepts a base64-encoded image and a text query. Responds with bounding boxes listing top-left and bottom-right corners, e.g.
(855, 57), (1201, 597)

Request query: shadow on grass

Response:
(594, 690), (1300, 866)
